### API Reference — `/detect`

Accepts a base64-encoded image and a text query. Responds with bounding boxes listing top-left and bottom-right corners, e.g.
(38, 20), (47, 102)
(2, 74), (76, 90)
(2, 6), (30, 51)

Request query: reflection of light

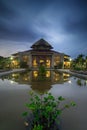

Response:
(12, 74), (17, 77)
(12, 73), (19, 77)
(86, 80), (87, 84)
(63, 73), (70, 77)
(33, 71), (38, 77)
(68, 80), (71, 83)
(10, 80), (14, 84)
(55, 78), (58, 81)
(12, 74), (15, 77)
(24, 77), (28, 81)
(46, 71), (50, 77)
(54, 73), (60, 81)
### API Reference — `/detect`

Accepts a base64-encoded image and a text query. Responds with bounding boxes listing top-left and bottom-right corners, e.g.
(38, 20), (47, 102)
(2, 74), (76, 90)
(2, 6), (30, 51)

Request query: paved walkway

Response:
(57, 69), (87, 79)
(0, 69), (26, 77)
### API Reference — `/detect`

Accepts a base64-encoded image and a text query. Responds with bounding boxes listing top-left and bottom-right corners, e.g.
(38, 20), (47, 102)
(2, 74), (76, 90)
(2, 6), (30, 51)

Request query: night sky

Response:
(0, 0), (87, 58)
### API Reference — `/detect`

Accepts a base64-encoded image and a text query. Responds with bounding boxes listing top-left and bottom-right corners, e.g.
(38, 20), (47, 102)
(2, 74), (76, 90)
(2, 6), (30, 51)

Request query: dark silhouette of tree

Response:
(85, 56), (87, 70)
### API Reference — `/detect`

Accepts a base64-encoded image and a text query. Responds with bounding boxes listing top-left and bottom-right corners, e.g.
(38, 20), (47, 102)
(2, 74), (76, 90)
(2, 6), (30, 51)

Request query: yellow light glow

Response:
(33, 59), (37, 66)
(46, 59), (50, 67)
(12, 74), (15, 77)
(55, 78), (59, 81)
(40, 60), (44, 63)
(46, 71), (50, 77)
(24, 77), (28, 81)
(33, 71), (38, 77)
(63, 73), (70, 77)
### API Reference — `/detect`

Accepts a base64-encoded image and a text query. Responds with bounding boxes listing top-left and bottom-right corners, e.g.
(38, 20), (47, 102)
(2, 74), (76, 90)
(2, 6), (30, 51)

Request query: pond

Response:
(0, 70), (87, 130)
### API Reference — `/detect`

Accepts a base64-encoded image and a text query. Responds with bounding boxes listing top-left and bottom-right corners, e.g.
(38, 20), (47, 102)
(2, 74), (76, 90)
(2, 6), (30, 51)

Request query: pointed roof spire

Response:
(31, 38), (53, 50)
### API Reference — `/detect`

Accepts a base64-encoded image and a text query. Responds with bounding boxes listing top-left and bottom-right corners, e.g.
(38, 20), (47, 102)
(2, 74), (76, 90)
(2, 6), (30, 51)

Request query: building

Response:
(11, 38), (71, 69)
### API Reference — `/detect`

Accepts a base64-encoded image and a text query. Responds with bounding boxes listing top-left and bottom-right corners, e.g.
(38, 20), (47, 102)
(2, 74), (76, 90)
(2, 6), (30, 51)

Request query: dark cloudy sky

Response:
(0, 0), (87, 58)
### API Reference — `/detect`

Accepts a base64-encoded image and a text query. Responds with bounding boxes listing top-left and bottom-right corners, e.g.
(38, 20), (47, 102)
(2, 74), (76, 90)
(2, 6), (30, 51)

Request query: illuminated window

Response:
(46, 59), (50, 67)
(33, 59), (37, 67)
(40, 60), (44, 63)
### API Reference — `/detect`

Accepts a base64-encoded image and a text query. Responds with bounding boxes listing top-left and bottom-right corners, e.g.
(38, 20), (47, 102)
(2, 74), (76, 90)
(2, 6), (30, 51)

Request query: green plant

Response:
(77, 79), (82, 86)
(32, 124), (43, 130)
(23, 91), (76, 130)
(39, 65), (46, 76)
(20, 61), (28, 68)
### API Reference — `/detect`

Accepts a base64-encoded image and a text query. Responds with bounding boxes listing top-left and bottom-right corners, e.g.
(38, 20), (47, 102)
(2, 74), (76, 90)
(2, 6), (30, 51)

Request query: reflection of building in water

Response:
(11, 39), (71, 69)
(1, 71), (70, 93)
(63, 73), (70, 82)
(31, 81), (52, 94)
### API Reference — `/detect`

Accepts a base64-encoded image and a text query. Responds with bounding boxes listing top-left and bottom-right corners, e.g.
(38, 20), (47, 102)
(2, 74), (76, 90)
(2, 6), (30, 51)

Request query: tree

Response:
(71, 54), (85, 70)
(85, 56), (87, 70)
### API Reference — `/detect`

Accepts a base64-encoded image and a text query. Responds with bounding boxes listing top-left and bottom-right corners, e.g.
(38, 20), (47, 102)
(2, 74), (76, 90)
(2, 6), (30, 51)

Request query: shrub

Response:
(20, 61), (28, 68)
(23, 91), (76, 130)
(39, 65), (46, 76)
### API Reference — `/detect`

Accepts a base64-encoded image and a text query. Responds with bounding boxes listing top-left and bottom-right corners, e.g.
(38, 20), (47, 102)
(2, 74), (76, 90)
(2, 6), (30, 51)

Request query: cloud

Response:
(0, 40), (32, 57)
(0, 0), (87, 58)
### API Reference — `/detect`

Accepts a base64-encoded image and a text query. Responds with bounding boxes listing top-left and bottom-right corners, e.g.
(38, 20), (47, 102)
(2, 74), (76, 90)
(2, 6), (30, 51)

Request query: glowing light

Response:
(46, 59), (50, 67)
(10, 80), (14, 84)
(63, 73), (70, 77)
(46, 71), (50, 77)
(33, 71), (38, 77)
(40, 60), (44, 63)
(55, 78), (58, 81)
(10, 56), (13, 60)
(68, 80), (71, 83)
(70, 58), (72, 61)
(12, 74), (15, 77)
(23, 77), (28, 81)
(33, 59), (37, 66)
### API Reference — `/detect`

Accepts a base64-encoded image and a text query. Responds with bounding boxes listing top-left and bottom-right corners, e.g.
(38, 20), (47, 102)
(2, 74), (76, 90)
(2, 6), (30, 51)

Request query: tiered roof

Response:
(31, 38), (53, 50)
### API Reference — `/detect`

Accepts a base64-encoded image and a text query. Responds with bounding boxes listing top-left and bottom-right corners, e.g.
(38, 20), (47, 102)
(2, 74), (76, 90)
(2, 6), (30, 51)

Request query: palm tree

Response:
(77, 54), (84, 69)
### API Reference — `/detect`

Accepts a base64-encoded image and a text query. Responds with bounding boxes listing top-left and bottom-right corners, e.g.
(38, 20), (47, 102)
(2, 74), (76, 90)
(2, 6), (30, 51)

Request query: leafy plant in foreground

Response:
(23, 91), (76, 130)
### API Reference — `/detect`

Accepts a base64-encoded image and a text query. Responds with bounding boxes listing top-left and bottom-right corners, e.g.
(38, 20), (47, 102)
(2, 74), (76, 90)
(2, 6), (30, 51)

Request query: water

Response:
(0, 70), (87, 130)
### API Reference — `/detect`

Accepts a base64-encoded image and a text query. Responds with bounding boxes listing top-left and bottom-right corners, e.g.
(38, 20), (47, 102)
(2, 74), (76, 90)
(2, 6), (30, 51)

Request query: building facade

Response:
(11, 39), (71, 69)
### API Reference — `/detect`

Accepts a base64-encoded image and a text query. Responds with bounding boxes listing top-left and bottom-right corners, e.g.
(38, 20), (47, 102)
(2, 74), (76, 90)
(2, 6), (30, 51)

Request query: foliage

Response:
(39, 65), (46, 76)
(32, 124), (43, 130)
(77, 79), (82, 86)
(0, 57), (11, 69)
(23, 91), (76, 130)
(71, 54), (87, 70)
(20, 61), (28, 68)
